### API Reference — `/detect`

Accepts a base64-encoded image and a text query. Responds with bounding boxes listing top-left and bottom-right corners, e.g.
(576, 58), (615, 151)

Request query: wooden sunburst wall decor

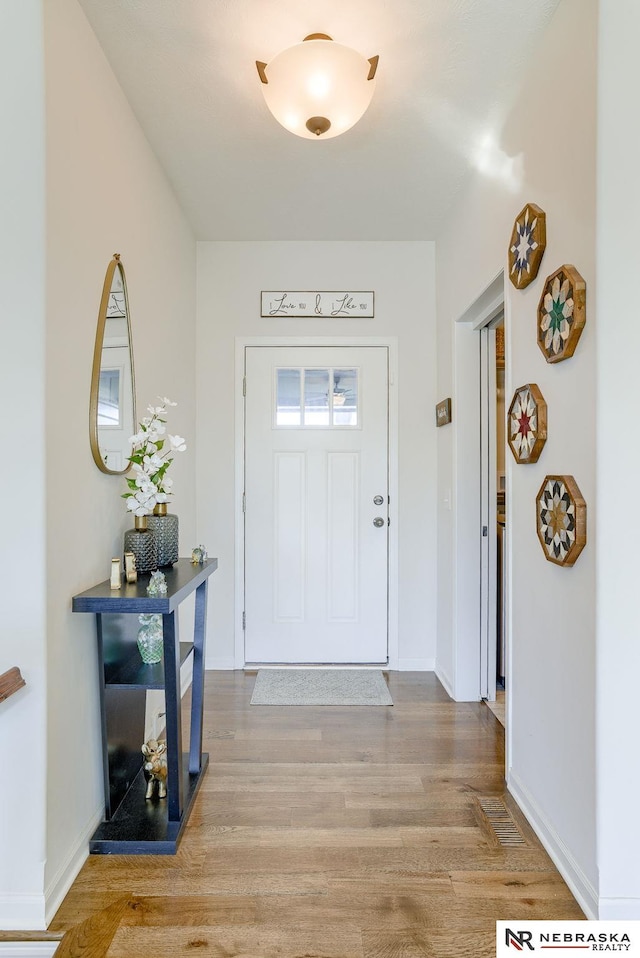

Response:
(508, 203), (547, 289)
(507, 383), (547, 464)
(536, 475), (587, 567)
(537, 264), (586, 364)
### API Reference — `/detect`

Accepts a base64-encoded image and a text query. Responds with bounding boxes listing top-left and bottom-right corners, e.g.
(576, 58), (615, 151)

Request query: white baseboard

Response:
(0, 945), (59, 957)
(205, 657), (236, 670)
(508, 770), (598, 919)
(596, 898), (640, 920)
(241, 660), (435, 672)
(435, 666), (454, 698)
(245, 662), (389, 670)
(0, 897), (46, 932)
(398, 658), (435, 672)
(43, 807), (102, 927)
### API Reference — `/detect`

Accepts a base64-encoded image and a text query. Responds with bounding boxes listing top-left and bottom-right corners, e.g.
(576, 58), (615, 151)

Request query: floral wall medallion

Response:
(508, 203), (547, 289)
(507, 383), (547, 464)
(537, 264), (586, 364)
(536, 475), (587, 567)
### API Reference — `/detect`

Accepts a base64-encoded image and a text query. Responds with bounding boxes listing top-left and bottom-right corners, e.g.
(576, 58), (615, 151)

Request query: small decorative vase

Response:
(137, 613), (163, 664)
(123, 515), (158, 574)
(147, 502), (179, 567)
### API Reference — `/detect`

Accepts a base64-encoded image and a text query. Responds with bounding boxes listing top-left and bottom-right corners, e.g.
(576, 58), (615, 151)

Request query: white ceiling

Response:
(77, 0), (560, 241)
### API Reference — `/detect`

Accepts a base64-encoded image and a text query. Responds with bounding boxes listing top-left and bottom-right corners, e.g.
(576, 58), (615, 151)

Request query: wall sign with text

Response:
(435, 398), (452, 427)
(261, 291), (375, 318)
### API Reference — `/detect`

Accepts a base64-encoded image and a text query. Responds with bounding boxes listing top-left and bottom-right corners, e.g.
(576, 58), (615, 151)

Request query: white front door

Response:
(244, 345), (389, 664)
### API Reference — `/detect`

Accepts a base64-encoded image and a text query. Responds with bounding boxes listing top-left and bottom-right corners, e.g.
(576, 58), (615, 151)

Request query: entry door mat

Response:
(250, 669), (393, 706)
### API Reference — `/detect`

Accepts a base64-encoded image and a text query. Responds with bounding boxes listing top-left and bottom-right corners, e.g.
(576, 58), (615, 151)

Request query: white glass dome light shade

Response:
(257, 36), (379, 140)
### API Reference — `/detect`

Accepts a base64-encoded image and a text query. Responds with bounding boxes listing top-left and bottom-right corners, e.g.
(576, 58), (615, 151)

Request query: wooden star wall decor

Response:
(536, 475), (587, 567)
(507, 384), (547, 464)
(537, 264), (586, 364)
(508, 203), (547, 289)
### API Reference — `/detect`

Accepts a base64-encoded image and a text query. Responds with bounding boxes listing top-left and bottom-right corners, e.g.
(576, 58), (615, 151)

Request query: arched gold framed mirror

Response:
(89, 254), (137, 474)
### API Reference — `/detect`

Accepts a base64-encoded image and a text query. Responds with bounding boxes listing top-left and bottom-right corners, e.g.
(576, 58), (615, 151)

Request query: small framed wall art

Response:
(507, 383), (547, 464)
(537, 265), (586, 364)
(536, 474), (587, 567)
(435, 398), (452, 427)
(508, 202), (547, 290)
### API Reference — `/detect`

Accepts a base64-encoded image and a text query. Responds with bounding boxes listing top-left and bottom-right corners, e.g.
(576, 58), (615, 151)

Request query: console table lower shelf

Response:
(90, 752), (209, 855)
(73, 559), (218, 855)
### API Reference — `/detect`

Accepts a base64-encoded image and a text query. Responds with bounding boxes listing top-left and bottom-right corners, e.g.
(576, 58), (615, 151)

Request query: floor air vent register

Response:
(476, 797), (528, 847)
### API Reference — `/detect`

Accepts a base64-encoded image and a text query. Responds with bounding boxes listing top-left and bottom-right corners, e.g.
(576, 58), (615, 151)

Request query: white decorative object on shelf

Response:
(110, 558), (121, 590)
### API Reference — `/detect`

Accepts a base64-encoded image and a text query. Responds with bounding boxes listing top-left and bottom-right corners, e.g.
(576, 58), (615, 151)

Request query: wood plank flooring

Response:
(48, 671), (583, 956)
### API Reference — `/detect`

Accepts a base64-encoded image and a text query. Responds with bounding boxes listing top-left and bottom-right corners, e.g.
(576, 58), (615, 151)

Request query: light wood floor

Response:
(48, 671), (583, 956)
(485, 690), (506, 727)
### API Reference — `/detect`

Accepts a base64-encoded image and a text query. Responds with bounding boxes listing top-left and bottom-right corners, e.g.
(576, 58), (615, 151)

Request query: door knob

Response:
(373, 517), (385, 528)
(373, 495), (384, 506)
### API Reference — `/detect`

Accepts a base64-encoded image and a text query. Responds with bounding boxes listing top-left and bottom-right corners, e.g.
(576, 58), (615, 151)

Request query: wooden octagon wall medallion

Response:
(536, 475), (587, 567)
(537, 265), (586, 364)
(508, 383), (547, 464)
(508, 203), (547, 290)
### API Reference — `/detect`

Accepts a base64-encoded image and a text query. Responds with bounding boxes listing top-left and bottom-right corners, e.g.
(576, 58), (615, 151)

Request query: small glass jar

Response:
(137, 613), (163, 664)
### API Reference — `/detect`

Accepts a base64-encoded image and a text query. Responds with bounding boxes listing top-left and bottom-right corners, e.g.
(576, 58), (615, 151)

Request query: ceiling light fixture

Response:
(256, 34), (379, 140)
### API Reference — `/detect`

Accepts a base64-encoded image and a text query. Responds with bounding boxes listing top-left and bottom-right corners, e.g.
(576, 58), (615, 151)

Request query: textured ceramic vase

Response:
(123, 515), (158, 574)
(147, 502), (179, 567)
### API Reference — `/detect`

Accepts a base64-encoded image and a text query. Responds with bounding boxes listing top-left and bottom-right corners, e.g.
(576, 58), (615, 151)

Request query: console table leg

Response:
(162, 610), (184, 822)
(189, 579), (208, 774)
(95, 614), (111, 817)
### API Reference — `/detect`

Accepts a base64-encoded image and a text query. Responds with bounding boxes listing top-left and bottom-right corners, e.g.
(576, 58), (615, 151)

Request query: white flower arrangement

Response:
(122, 397), (187, 517)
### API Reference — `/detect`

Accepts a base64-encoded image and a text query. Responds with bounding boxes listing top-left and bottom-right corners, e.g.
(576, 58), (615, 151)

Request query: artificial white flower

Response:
(159, 397), (177, 406)
(123, 398), (187, 516)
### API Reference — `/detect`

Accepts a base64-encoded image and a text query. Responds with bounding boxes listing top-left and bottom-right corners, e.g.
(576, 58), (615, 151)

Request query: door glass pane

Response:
(333, 368), (358, 425)
(275, 366), (359, 428)
(276, 368), (301, 425)
(304, 368), (330, 426)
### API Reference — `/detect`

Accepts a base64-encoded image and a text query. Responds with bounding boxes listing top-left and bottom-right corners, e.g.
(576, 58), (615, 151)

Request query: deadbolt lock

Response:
(373, 495), (384, 506)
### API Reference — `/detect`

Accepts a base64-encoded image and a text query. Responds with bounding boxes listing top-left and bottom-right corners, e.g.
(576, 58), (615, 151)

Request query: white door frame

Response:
(234, 336), (399, 670)
(479, 321), (500, 701)
(450, 271), (511, 711)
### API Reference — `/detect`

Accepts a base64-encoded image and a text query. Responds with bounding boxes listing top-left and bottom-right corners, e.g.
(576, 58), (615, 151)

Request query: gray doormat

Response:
(250, 669), (393, 706)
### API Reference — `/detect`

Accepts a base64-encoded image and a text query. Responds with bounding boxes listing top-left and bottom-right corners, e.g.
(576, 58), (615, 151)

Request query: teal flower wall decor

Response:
(537, 265), (586, 364)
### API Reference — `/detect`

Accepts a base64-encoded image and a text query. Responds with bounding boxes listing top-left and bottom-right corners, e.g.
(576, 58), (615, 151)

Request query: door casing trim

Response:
(235, 336), (399, 670)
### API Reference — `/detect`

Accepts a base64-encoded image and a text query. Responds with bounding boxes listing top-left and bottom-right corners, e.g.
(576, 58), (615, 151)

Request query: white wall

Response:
(595, 0), (640, 920)
(40, 0), (197, 926)
(436, 0), (598, 916)
(196, 241), (437, 671)
(0, 0), (48, 931)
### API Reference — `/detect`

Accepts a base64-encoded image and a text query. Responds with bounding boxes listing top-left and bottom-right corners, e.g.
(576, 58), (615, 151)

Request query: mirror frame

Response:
(89, 253), (137, 475)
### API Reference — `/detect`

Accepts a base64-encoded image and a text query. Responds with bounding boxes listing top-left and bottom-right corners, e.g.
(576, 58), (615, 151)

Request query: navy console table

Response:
(73, 558), (217, 854)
